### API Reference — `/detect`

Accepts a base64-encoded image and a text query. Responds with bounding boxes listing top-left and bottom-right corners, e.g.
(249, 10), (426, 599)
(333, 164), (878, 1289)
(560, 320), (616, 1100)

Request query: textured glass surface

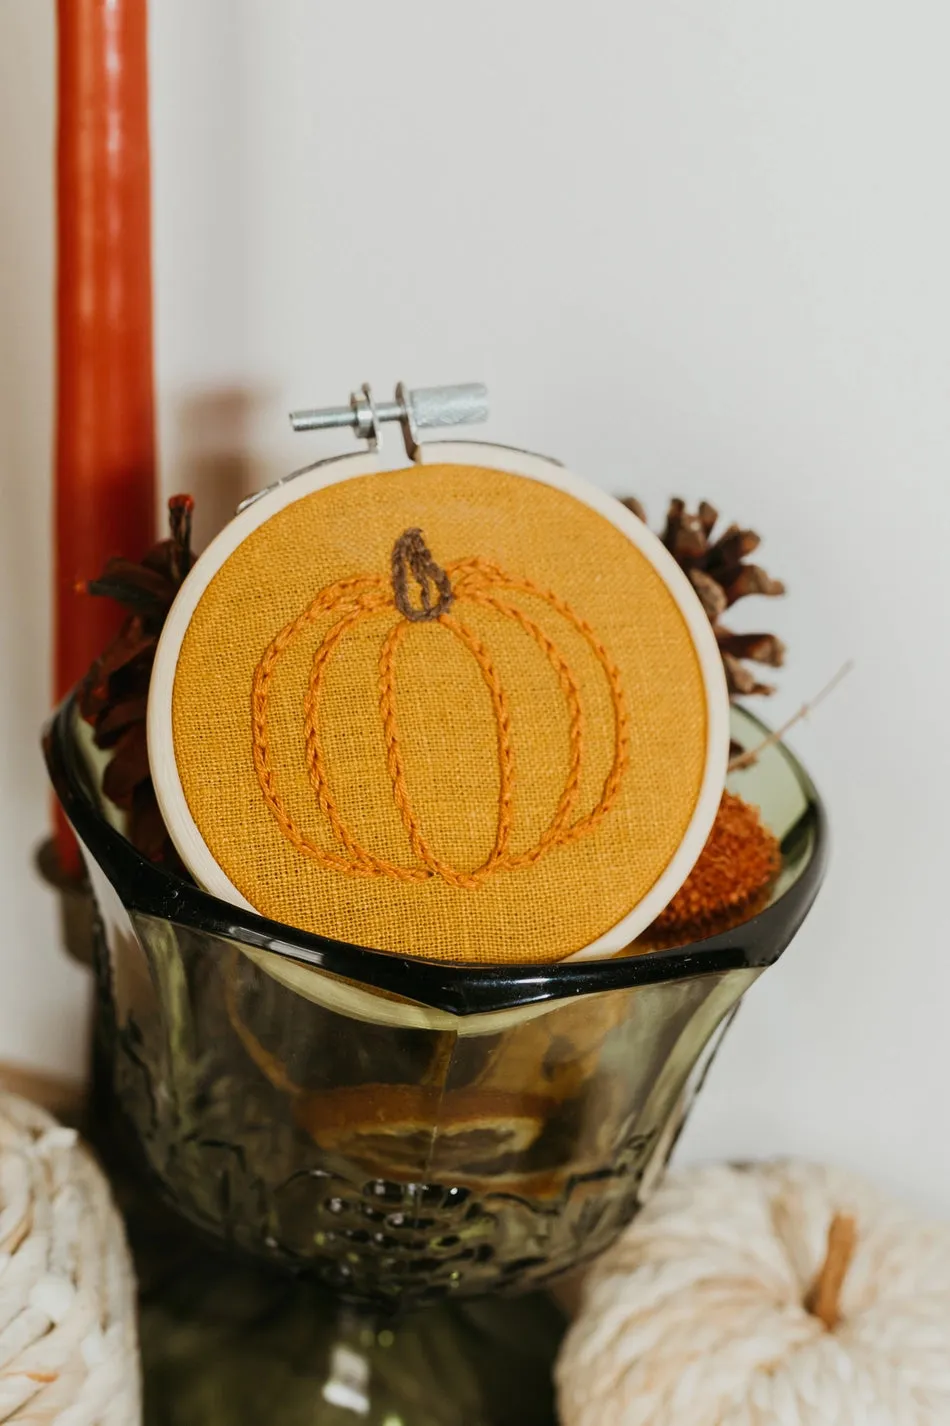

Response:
(100, 898), (755, 1303)
(46, 696), (825, 1307)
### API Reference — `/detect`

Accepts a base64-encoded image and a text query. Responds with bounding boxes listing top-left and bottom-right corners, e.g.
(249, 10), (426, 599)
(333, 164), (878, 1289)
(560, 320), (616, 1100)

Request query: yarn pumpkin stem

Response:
(806, 1212), (857, 1330)
(391, 528), (455, 622)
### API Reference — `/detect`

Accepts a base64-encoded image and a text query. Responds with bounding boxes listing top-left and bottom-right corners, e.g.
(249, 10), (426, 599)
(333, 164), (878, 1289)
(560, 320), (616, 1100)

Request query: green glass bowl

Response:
(45, 697), (825, 1309)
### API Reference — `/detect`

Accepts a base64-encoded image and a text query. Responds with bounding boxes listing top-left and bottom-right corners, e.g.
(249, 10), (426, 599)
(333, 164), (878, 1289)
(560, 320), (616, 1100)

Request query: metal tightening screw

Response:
(289, 381), (489, 458)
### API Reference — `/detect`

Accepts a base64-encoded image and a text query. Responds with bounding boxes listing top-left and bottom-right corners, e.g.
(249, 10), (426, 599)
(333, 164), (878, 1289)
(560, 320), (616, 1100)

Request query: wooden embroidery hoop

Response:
(148, 392), (730, 966)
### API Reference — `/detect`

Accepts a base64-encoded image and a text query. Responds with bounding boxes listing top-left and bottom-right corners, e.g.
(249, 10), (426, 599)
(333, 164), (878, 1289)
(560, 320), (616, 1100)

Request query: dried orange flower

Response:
(641, 791), (781, 948)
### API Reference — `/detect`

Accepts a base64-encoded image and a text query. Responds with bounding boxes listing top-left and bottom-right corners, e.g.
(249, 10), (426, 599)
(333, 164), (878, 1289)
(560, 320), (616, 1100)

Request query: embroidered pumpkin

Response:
(157, 460), (722, 962)
(251, 528), (630, 891)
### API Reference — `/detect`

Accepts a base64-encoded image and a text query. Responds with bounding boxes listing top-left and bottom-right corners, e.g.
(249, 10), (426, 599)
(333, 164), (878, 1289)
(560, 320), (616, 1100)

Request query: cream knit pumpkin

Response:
(556, 1162), (950, 1426)
(0, 1093), (140, 1425)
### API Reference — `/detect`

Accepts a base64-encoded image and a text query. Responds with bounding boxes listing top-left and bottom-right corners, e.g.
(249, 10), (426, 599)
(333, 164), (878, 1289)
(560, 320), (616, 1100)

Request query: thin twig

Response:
(728, 661), (854, 772)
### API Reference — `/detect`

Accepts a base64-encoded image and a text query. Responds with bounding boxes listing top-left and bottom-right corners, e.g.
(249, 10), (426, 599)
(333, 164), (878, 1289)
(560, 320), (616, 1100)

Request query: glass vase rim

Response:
(43, 693), (827, 1017)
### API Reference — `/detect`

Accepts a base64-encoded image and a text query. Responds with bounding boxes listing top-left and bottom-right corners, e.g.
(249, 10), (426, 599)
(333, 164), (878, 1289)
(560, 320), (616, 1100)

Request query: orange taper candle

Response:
(54, 0), (157, 873)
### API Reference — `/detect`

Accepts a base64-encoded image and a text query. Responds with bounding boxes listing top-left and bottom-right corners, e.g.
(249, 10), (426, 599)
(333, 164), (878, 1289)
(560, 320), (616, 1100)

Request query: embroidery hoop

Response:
(148, 438), (729, 965)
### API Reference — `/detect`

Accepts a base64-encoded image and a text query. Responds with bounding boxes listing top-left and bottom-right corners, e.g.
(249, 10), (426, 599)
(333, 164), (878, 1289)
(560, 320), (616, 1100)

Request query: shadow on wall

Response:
(0, 4), (54, 806)
(169, 388), (276, 551)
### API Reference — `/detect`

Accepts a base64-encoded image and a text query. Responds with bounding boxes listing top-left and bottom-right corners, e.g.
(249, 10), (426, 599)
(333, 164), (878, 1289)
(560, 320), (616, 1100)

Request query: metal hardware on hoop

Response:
(350, 383), (382, 450)
(235, 381), (491, 515)
(290, 381), (489, 460)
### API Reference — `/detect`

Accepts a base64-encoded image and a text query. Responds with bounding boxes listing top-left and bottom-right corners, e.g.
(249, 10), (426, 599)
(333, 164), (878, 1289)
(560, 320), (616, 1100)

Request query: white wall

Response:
(1, 1), (948, 1212)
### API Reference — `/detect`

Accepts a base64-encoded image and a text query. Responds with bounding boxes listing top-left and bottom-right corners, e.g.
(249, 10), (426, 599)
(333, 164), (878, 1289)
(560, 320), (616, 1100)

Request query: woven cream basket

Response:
(0, 1093), (139, 1425)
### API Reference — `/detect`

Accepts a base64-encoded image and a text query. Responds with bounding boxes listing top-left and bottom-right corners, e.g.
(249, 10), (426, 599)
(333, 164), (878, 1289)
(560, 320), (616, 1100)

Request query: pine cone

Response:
(623, 497), (786, 696)
(78, 495), (195, 869)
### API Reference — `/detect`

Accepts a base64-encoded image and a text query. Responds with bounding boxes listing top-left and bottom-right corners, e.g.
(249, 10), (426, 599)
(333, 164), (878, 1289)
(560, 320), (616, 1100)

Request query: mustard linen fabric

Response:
(172, 464), (708, 962)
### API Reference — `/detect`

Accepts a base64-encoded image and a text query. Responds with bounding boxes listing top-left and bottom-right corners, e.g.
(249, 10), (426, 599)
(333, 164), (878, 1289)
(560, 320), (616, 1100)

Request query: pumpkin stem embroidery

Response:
(391, 527), (454, 622)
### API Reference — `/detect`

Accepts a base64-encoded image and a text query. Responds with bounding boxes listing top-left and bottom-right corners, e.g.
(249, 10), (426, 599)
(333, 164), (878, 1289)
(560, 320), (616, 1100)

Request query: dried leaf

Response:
(723, 565), (786, 606)
(101, 724), (150, 807)
(620, 496), (647, 523)
(689, 570), (728, 622)
(697, 501), (719, 537)
(706, 524), (761, 570)
(662, 498), (685, 552)
(94, 695), (150, 743)
(78, 497), (197, 868)
(722, 651), (776, 697)
(627, 497), (786, 699)
(87, 558), (177, 612)
(715, 630), (786, 668)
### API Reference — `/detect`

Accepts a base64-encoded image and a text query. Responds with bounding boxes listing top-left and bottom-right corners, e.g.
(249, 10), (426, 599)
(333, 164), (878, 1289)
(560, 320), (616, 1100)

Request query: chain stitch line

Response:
(249, 545), (630, 888)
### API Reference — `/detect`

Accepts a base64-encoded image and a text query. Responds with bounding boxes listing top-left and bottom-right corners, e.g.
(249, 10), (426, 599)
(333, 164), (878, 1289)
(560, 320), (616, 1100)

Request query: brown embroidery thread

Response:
(250, 530), (630, 888)
(391, 527), (455, 622)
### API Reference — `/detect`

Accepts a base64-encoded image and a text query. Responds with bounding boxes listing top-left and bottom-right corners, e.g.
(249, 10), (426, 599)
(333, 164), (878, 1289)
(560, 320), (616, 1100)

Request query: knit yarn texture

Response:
(557, 1161), (950, 1426)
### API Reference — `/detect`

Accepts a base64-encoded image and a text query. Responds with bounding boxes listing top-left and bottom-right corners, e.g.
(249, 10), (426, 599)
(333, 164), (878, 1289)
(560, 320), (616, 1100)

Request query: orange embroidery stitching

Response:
(250, 532), (629, 888)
